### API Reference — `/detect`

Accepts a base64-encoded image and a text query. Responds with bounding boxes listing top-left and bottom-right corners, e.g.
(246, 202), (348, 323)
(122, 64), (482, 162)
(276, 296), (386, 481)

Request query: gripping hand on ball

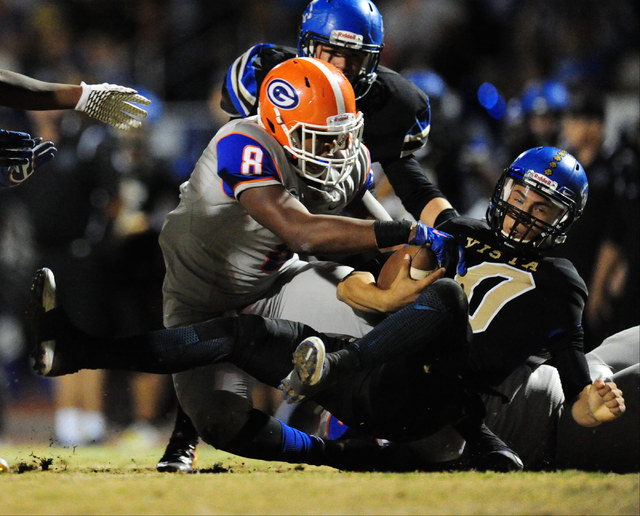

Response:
(409, 222), (467, 277)
(75, 82), (151, 130)
(0, 137), (57, 188)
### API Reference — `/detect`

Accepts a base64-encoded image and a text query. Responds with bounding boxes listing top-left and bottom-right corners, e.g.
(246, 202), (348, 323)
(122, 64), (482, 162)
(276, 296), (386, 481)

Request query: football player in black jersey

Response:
(28, 146), (626, 472)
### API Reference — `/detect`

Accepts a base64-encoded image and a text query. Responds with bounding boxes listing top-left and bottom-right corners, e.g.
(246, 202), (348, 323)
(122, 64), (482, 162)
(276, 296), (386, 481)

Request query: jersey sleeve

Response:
(544, 258), (591, 401)
(221, 44), (297, 118)
(216, 132), (282, 198)
(361, 67), (431, 163)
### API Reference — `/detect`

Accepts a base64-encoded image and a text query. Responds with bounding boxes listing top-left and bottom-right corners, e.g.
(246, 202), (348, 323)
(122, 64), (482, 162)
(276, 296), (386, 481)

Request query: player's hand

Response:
(0, 129), (36, 167)
(383, 253), (445, 312)
(75, 82), (151, 131)
(409, 222), (467, 277)
(587, 378), (625, 424)
(0, 138), (57, 188)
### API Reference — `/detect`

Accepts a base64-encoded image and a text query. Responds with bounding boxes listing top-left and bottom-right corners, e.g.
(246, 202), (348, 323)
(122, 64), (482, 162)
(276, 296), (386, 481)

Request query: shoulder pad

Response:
(221, 44), (297, 118)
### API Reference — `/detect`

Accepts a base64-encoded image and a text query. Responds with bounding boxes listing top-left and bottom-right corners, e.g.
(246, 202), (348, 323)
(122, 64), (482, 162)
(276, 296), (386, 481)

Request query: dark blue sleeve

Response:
(216, 132), (281, 198)
(223, 44), (275, 118)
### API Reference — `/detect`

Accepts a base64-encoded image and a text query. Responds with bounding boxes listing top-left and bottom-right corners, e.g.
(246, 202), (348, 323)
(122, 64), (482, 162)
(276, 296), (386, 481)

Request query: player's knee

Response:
(421, 278), (468, 321)
(189, 390), (253, 449)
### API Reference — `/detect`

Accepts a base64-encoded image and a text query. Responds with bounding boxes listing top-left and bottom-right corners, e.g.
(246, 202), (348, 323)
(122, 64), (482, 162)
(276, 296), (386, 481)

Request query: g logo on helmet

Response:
(266, 79), (299, 110)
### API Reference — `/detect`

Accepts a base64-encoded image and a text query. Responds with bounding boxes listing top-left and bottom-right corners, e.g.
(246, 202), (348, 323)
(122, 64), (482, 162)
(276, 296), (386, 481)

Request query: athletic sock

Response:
(224, 409), (325, 464)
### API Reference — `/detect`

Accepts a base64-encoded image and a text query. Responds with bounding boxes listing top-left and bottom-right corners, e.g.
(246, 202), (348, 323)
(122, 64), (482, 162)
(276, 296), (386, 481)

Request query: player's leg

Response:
(281, 278), (470, 401)
(584, 325), (640, 378)
(29, 268), (392, 469)
(155, 403), (199, 472)
(170, 364), (338, 467)
(157, 260), (377, 472)
(482, 363), (564, 470)
(29, 267), (342, 379)
(281, 278), (523, 471)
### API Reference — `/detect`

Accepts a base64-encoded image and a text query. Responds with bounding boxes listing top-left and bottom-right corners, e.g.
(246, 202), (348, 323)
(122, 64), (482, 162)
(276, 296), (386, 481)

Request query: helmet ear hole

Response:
(266, 118), (276, 134)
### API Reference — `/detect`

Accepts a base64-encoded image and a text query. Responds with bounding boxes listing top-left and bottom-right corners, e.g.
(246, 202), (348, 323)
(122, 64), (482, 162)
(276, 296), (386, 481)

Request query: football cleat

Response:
(28, 267), (59, 376)
(27, 268), (80, 376)
(279, 336), (327, 404)
(156, 436), (198, 473)
(464, 424), (524, 472)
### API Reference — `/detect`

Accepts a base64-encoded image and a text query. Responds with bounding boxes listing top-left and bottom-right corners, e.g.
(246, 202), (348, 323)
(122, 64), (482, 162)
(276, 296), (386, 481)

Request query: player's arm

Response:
(380, 154), (454, 227)
(336, 259), (444, 313)
(0, 69), (151, 130)
(571, 378), (625, 427)
(0, 69), (82, 109)
(238, 184), (379, 253)
(239, 184), (465, 276)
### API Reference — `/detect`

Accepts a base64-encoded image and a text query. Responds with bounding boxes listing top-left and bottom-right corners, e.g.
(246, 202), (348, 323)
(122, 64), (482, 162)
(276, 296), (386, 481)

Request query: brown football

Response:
(376, 245), (438, 290)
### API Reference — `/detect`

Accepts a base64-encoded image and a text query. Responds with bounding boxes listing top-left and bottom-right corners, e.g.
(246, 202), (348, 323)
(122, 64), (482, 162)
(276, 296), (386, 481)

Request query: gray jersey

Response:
(160, 116), (372, 327)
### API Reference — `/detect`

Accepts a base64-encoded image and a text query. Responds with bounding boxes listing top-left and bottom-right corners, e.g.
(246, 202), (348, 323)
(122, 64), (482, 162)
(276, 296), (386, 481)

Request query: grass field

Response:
(0, 443), (638, 515)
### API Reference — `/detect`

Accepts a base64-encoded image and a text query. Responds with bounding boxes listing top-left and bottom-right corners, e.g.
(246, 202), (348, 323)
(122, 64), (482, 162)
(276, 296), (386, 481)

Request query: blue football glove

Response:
(409, 222), (467, 277)
(0, 138), (57, 188)
(0, 129), (36, 167)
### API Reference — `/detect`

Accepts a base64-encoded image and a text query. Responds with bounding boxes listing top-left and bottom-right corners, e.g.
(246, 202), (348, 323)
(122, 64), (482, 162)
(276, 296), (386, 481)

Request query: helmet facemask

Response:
(278, 109), (364, 186)
(488, 175), (574, 253)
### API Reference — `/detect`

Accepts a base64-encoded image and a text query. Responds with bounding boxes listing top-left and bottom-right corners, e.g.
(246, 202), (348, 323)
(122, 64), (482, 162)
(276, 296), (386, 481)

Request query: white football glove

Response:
(74, 82), (152, 131)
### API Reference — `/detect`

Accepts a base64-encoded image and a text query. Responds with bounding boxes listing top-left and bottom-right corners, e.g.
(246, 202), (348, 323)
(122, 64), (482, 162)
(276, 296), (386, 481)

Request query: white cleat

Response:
(29, 268), (58, 376)
(279, 336), (326, 404)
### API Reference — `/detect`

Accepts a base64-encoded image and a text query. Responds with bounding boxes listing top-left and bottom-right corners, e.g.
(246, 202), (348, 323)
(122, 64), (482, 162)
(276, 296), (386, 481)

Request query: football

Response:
(376, 245), (438, 289)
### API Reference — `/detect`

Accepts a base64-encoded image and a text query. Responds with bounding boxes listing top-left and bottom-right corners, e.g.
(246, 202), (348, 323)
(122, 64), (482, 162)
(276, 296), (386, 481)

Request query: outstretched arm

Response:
(0, 69), (82, 109)
(0, 70), (151, 130)
(571, 378), (626, 427)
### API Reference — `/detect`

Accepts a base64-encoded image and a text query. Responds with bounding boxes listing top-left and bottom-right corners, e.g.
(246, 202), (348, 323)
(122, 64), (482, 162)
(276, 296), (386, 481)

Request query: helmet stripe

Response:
(300, 57), (347, 113)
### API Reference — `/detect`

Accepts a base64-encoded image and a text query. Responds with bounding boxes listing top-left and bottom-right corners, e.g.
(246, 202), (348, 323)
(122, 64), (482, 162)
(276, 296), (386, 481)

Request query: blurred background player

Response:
(557, 91), (639, 350)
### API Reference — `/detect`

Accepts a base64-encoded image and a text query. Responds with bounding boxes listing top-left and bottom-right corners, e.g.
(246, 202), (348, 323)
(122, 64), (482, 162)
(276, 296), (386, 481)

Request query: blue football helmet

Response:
(486, 146), (588, 253)
(298, 0), (384, 99)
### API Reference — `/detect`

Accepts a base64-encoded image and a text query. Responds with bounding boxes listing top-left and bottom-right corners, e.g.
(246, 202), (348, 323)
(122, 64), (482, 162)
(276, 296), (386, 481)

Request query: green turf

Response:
(0, 444), (638, 515)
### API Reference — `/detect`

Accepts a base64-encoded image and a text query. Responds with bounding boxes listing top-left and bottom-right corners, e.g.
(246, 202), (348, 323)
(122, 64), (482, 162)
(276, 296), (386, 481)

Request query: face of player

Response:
(314, 44), (366, 84)
(502, 184), (564, 241)
(300, 131), (351, 175)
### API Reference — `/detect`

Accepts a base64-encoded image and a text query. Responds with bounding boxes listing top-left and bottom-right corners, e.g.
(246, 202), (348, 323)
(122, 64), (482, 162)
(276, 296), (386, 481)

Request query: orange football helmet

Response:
(258, 57), (364, 186)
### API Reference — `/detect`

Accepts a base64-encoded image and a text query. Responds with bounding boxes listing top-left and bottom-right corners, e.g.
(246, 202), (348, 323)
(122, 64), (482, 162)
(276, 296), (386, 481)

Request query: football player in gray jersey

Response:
(149, 56), (462, 470)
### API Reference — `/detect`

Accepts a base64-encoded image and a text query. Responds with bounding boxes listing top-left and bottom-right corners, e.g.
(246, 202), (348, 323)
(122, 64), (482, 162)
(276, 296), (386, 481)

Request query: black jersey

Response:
(356, 65), (430, 163)
(439, 215), (591, 401)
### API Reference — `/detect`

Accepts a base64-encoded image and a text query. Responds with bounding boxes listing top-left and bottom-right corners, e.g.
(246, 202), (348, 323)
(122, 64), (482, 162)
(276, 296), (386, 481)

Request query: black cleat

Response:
(27, 267), (77, 376)
(464, 424), (524, 472)
(156, 437), (198, 473)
